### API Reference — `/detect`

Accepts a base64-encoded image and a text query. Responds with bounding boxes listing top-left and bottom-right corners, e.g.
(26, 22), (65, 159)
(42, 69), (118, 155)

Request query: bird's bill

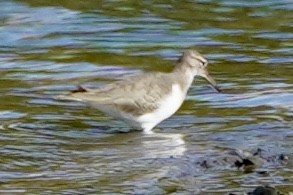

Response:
(200, 69), (221, 92)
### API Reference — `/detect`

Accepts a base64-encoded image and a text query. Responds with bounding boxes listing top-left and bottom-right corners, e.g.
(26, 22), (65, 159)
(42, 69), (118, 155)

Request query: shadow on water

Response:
(0, 0), (292, 194)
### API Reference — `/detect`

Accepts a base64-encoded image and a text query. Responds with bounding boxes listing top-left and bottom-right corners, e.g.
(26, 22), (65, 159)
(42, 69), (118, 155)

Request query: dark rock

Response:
(257, 170), (269, 176)
(235, 160), (243, 168)
(278, 154), (288, 161)
(248, 186), (282, 195)
(200, 160), (209, 169)
(242, 158), (255, 166)
(253, 148), (262, 156)
(72, 85), (87, 93)
(234, 158), (255, 173)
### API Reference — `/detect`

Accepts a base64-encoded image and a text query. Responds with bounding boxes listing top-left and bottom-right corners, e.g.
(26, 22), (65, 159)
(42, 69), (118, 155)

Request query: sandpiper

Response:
(58, 50), (220, 134)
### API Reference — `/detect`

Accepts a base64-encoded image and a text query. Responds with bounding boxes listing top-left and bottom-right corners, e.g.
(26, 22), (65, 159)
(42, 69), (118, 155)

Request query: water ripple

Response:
(0, 0), (292, 193)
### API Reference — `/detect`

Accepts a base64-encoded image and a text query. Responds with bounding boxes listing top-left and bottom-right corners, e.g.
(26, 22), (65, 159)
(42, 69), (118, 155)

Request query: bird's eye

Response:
(197, 59), (207, 67)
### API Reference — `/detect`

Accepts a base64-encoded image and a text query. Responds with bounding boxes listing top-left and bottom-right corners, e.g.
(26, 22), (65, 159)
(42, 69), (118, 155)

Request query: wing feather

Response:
(64, 73), (173, 116)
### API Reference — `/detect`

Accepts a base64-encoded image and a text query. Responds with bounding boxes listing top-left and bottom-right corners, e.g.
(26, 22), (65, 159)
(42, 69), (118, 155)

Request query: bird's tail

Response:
(55, 86), (87, 102)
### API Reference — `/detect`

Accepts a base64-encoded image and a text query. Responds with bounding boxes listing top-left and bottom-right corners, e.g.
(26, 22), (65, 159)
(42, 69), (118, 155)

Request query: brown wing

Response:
(67, 73), (173, 116)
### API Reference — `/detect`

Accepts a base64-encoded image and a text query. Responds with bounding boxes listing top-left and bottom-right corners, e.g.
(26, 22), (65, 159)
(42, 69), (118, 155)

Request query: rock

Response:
(248, 186), (283, 195)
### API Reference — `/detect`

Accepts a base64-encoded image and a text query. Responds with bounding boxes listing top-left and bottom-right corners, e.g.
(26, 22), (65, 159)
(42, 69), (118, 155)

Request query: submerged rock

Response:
(196, 148), (289, 174)
(248, 186), (283, 195)
(229, 186), (284, 195)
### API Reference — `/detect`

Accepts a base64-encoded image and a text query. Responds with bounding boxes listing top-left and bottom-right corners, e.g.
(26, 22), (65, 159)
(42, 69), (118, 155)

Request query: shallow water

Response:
(0, 0), (292, 194)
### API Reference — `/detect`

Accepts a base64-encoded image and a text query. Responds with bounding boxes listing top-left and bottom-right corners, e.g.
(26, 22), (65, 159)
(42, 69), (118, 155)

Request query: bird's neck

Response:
(172, 62), (195, 93)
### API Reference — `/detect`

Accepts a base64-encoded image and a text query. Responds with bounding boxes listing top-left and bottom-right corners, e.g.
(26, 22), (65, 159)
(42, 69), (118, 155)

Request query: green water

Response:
(0, 0), (292, 194)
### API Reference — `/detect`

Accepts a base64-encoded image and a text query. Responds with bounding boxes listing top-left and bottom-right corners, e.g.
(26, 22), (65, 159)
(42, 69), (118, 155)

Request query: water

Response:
(0, 0), (292, 194)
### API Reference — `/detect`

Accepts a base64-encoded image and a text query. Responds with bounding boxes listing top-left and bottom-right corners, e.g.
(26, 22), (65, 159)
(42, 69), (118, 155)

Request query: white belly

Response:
(137, 84), (185, 134)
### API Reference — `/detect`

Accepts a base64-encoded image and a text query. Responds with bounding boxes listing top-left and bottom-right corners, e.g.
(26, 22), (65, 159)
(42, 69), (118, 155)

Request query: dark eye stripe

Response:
(196, 58), (207, 66)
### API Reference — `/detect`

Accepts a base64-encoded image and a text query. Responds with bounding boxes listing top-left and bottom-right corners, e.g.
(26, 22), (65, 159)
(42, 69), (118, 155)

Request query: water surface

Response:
(0, 0), (292, 194)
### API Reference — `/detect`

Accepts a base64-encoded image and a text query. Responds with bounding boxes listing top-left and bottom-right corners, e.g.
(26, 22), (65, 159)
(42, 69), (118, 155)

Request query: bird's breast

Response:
(137, 84), (186, 126)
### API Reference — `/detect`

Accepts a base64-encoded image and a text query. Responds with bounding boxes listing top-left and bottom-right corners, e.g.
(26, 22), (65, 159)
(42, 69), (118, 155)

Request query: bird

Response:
(57, 50), (220, 134)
